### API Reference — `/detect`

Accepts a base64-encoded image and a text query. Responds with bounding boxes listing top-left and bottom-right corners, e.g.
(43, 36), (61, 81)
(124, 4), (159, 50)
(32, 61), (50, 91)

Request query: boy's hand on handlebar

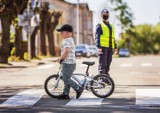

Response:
(58, 58), (64, 64)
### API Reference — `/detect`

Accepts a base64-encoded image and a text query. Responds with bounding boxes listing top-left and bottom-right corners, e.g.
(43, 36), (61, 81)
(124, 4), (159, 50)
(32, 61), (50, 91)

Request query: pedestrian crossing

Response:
(66, 91), (103, 106)
(1, 88), (160, 108)
(0, 89), (45, 107)
(136, 89), (160, 105)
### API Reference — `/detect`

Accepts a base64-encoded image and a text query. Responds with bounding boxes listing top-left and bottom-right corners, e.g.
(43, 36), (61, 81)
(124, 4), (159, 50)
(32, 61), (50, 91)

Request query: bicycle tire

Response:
(90, 74), (115, 98)
(44, 74), (64, 98)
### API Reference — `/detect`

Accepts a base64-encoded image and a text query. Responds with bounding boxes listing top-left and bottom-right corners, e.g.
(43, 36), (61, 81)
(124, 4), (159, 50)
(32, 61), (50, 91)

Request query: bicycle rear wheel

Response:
(44, 74), (64, 98)
(90, 74), (114, 98)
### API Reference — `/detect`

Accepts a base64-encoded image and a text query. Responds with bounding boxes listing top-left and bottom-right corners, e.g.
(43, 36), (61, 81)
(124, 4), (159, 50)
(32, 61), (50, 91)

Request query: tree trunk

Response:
(40, 11), (48, 56)
(0, 17), (11, 63)
(47, 28), (55, 56)
(31, 26), (39, 58)
(15, 26), (23, 59)
(46, 11), (62, 56)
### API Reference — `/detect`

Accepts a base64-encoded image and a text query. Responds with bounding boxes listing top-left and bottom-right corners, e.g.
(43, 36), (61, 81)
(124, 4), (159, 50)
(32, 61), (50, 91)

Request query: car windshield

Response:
(89, 47), (95, 50)
(120, 49), (128, 52)
(89, 46), (97, 50)
(76, 46), (85, 49)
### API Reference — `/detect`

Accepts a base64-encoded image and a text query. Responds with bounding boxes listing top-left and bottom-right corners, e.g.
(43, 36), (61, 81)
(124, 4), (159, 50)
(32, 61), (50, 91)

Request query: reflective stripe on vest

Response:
(100, 22), (115, 48)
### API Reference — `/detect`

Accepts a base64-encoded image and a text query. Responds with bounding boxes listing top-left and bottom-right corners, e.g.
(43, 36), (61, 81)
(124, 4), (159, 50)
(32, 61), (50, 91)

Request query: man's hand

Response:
(114, 48), (118, 54)
(98, 48), (103, 54)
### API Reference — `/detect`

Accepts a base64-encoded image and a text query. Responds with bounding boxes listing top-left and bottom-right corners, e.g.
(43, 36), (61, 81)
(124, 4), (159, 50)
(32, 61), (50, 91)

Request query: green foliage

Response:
(110, 0), (133, 31)
(118, 23), (160, 54)
(8, 47), (20, 61)
(23, 52), (28, 60)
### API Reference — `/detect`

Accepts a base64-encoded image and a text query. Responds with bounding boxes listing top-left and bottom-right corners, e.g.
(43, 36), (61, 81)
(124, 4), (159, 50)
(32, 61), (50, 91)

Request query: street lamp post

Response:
(27, 0), (31, 60)
(77, 0), (80, 45)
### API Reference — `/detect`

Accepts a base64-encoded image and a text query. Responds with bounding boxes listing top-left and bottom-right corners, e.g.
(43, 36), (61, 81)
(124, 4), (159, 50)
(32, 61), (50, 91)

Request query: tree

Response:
(40, 2), (62, 56)
(110, 0), (133, 38)
(119, 23), (160, 55)
(14, 0), (28, 59)
(0, 0), (28, 63)
(152, 22), (160, 54)
(0, 0), (62, 63)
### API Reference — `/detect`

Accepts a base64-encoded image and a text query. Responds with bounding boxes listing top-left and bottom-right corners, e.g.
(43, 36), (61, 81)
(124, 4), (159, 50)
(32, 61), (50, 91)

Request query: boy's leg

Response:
(60, 63), (79, 95)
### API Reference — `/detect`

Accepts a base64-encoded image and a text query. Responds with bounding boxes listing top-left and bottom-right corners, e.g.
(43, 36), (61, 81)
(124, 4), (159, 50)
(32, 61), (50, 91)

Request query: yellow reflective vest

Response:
(100, 22), (115, 48)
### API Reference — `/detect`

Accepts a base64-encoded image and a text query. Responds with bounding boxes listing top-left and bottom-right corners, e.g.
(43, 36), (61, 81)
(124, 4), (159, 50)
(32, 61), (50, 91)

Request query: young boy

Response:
(56, 24), (83, 99)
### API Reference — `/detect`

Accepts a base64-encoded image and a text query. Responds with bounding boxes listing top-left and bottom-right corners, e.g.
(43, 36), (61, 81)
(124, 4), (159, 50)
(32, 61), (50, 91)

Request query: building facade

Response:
(47, 0), (94, 49)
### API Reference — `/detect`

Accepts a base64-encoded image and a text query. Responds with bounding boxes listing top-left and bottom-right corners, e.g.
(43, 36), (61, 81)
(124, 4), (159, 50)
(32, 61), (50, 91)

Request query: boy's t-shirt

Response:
(61, 37), (76, 64)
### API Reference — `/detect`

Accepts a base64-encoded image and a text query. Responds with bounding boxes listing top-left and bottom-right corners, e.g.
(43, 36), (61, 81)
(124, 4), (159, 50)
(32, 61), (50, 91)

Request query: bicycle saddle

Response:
(82, 61), (95, 66)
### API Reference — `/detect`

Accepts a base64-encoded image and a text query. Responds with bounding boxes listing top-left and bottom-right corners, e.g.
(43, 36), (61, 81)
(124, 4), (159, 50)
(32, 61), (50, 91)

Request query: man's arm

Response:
(95, 24), (102, 49)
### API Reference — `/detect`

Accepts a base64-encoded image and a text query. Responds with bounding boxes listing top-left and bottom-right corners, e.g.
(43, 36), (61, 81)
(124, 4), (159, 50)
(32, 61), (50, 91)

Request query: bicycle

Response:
(44, 61), (115, 98)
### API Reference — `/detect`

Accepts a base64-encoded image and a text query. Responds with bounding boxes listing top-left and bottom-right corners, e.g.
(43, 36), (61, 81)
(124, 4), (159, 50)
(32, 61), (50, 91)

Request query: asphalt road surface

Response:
(0, 55), (160, 113)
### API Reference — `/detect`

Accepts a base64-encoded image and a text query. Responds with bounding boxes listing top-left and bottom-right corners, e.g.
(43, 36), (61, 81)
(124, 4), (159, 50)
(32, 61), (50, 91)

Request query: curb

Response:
(0, 65), (27, 68)
(0, 57), (58, 69)
(0, 62), (46, 68)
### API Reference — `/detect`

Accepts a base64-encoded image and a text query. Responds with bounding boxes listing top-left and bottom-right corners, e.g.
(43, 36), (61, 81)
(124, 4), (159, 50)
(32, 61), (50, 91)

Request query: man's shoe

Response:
(76, 87), (83, 99)
(57, 94), (70, 100)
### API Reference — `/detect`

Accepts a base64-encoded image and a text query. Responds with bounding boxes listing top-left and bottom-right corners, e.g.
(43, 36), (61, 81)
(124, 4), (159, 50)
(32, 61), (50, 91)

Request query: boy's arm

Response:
(59, 47), (70, 60)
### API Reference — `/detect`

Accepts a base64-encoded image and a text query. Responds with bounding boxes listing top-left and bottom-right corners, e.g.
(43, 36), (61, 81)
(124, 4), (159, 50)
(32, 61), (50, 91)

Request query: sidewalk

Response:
(0, 57), (58, 68)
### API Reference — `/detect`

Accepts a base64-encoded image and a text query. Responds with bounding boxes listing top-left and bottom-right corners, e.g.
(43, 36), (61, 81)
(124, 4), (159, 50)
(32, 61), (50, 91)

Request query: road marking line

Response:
(66, 90), (103, 106)
(136, 89), (160, 105)
(141, 63), (152, 67)
(130, 71), (142, 74)
(0, 89), (44, 107)
(120, 63), (132, 67)
(78, 64), (87, 67)
(37, 64), (55, 69)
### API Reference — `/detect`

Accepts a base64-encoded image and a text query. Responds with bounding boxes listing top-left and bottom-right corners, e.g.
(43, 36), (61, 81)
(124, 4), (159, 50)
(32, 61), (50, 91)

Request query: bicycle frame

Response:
(53, 64), (105, 90)
(72, 73), (105, 89)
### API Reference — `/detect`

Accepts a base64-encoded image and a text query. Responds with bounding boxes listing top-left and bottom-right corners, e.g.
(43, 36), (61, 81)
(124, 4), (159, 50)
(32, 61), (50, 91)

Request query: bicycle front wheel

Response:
(44, 74), (64, 98)
(90, 74), (114, 98)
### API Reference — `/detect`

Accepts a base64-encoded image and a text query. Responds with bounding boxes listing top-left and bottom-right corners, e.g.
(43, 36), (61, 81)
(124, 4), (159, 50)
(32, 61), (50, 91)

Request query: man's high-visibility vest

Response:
(100, 22), (115, 48)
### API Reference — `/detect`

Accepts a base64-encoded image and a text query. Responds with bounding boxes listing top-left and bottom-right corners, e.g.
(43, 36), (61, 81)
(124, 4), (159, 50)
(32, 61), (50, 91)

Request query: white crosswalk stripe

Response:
(1, 88), (160, 107)
(136, 89), (160, 105)
(66, 90), (103, 106)
(0, 89), (45, 107)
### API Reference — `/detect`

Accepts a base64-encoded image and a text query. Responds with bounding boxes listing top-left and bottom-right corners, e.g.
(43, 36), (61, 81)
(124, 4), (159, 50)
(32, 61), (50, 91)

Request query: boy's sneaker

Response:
(76, 87), (83, 99)
(57, 93), (70, 100)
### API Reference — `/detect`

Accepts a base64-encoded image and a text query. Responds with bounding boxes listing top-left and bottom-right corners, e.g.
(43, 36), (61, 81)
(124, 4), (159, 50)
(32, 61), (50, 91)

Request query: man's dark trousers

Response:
(98, 47), (113, 75)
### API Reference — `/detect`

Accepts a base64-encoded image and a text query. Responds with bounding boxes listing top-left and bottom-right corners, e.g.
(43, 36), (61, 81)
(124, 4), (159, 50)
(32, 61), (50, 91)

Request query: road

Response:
(0, 56), (160, 113)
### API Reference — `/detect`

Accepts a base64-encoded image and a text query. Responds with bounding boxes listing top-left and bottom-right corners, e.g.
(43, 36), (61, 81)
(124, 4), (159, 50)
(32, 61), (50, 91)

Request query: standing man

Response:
(56, 24), (83, 99)
(95, 9), (118, 76)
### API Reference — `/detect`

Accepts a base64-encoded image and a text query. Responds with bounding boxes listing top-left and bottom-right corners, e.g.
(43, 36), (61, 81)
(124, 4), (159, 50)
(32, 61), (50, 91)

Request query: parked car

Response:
(89, 45), (98, 57)
(75, 44), (91, 57)
(118, 48), (130, 57)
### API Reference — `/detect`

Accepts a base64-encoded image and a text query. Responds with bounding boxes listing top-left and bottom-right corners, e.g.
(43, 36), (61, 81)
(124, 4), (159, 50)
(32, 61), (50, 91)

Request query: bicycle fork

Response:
(54, 73), (62, 88)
